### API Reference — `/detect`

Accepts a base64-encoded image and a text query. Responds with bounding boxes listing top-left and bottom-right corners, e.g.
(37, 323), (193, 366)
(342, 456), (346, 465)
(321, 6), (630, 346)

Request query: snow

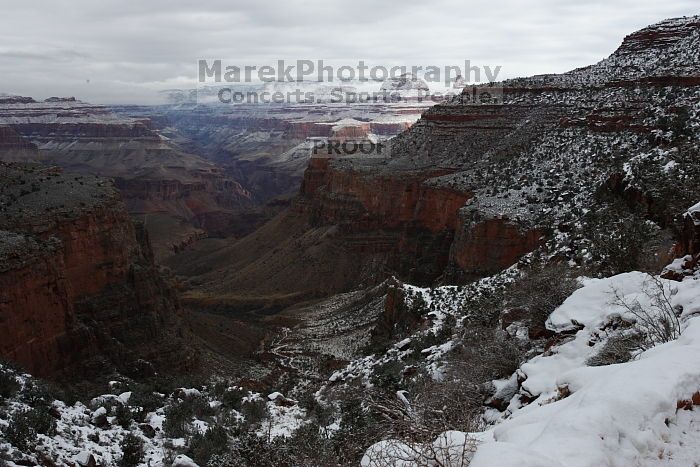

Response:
(328, 269), (520, 387)
(471, 314), (700, 467)
(118, 391), (132, 404)
(74, 451), (94, 466)
(516, 272), (675, 400)
(688, 201), (700, 225)
(174, 388), (201, 398)
(192, 419), (209, 433)
(663, 160), (678, 172)
(267, 391), (284, 401)
(90, 394), (119, 407)
(688, 201), (700, 215)
(638, 407), (700, 466)
(91, 406), (107, 421)
(546, 272), (652, 331)
(362, 432), (479, 466)
(480, 274), (700, 466)
(364, 272), (700, 467)
(172, 454), (200, 467)
(665, 255), (694, 274)
(147, 411), (165, 430)
(260, 401), (306, 438)
(362, 440), (422, 467)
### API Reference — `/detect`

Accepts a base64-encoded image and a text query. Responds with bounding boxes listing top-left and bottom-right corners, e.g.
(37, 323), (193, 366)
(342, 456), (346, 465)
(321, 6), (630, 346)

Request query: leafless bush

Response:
(362, 386), (480, 467)
(611, 274), (681, 351)
(506, 262), (580, 329)
(358, 336), (505, 466)
(586, 332), (645, 366)
(362, 434), (477, 467)
(450, 327), (525, 385)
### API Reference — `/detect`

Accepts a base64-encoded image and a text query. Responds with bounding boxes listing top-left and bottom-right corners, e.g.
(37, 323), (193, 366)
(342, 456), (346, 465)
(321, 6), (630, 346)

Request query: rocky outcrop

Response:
(370, 120), (414, 135)
(380, 73), (430, 92)
(618, 16), (700, 53)
(0, 163), (194, 377)
(0, 96), (35, 104)
(298, 159), (472, 283)
(684, 203), (700, 256)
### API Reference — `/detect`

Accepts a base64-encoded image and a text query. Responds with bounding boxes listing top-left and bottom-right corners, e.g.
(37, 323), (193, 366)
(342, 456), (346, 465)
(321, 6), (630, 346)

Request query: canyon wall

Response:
(289, 16), (700, 285)
(0, 232), (72, 375)
(0, 163), (194, 377)
(298, 159), (473, 283)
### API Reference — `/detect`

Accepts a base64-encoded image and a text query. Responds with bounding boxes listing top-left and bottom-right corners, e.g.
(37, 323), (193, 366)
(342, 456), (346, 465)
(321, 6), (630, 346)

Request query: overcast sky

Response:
(0, 0), (697, 104)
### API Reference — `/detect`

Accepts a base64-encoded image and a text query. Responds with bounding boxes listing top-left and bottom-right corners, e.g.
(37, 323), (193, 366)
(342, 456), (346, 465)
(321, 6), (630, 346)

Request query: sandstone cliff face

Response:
(617, 16), (700, 53)
(0, 232), (72, 375)
(450, 215), (544, 278)
(675, 204), (700, 262)
(0, 163), (194, 377)
(299, 159), (472, 283)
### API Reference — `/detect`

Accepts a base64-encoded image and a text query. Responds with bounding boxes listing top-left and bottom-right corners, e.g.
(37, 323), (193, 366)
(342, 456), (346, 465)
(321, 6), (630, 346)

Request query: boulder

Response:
(74, 451), (97, 467)
(173, 454), (200, 467)
(139, 423), (156, 438)
(90, 407), (108, 428)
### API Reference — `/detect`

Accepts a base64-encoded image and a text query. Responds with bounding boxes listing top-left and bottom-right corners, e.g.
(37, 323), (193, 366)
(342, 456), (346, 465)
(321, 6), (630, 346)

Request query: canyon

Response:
(0, 85), (440, 378)
(0, 14), (699, 467)
(176, 16), (700, 304)
(156, 17), (700, 393)
(0, 97), (253, 261)
(2, 16), (699, 380)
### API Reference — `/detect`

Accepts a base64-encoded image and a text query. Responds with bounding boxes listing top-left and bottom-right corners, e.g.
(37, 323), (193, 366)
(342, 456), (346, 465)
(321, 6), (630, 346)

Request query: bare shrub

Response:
(361, 386), (480, 467)
(506, 261), (580, 331)
(611, 274), (681, 351)
(586, 332), (646, 366)
(357, 323), (524, 465)
(357, 357), (488, 466)
(452, 327), (525, 382)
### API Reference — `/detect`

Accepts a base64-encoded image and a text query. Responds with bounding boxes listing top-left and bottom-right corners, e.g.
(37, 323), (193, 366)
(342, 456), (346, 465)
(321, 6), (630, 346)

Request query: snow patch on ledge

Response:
(688, 201), (700, 225)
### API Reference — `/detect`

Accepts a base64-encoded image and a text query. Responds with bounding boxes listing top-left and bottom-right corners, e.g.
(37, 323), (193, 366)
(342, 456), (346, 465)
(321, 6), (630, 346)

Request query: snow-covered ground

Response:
(364, 271), (700, 466)
(0, 379), (306, 467)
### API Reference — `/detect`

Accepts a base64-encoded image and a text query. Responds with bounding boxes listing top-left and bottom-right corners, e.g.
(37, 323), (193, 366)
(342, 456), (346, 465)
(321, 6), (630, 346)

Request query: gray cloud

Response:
(0, 0), (697, 103)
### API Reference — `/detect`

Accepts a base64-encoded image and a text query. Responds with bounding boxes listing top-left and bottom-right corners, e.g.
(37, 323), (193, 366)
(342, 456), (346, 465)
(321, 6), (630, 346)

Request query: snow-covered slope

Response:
(363, 271), (700, 466)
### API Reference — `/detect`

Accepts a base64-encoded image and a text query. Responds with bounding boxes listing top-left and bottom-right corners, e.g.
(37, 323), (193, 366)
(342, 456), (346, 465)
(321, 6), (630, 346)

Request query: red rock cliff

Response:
(0, 163), (194, 377)
(299, 158), (472, 283)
